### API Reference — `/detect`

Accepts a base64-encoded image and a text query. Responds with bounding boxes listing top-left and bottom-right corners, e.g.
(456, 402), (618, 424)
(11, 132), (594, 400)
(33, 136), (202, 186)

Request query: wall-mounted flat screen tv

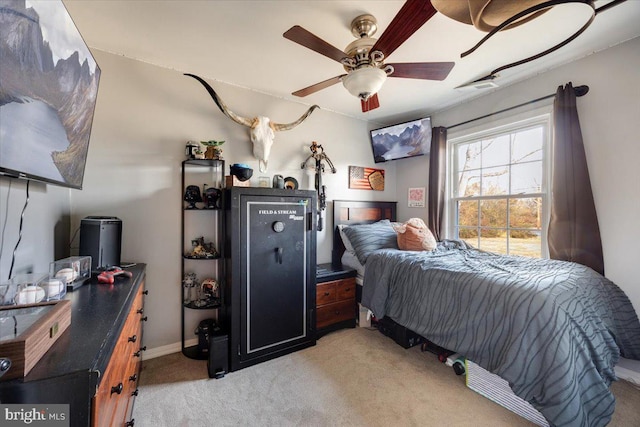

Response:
(0, 0), (101, 189)
(370, 117), (431, 163)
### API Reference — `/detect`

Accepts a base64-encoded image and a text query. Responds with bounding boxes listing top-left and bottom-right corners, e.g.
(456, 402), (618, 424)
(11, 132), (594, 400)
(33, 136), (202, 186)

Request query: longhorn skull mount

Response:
(185, 73), (319, 172)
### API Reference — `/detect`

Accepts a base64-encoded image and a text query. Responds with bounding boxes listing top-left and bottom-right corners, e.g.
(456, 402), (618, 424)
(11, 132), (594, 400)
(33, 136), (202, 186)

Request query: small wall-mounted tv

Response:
(0, 0), (101, 190)
(370, 116), (432, 163)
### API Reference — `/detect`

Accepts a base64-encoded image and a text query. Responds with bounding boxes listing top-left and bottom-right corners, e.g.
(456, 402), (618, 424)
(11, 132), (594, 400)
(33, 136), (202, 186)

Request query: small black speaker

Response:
(208, 333), (228, 379)
(79, 216), (122, 271)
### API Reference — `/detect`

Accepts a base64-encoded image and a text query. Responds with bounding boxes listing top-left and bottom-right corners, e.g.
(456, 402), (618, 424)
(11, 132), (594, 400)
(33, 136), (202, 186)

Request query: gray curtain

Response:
(548, 82), (604, 275)
(428, 126), (447, 241)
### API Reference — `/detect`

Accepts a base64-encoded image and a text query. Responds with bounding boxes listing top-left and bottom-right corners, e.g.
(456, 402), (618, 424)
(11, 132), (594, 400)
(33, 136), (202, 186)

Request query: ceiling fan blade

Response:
(387, 62), (455, 81)
(361, 93), (380, 112)
(284, 25), (347, 63)
(371, 0), (437, 58)
(292, 75), (347, 97)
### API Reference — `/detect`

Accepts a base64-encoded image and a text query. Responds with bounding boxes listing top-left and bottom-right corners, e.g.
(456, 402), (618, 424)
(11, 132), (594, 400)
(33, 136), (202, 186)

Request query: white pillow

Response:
(337, 224), (356, 253)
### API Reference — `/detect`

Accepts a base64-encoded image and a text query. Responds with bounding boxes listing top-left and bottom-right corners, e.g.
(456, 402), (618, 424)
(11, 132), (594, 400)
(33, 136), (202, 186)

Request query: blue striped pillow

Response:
(342, 220), (398, 264)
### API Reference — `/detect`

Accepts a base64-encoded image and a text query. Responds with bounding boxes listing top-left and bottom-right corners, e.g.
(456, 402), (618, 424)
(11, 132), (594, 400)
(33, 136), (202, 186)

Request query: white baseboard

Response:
(142, 338), (198, 361)
(615, 357), (640, 387)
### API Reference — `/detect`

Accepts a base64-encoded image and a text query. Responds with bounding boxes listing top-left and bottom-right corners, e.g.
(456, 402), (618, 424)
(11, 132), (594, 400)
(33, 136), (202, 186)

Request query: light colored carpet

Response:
(133, 328), (640, 427)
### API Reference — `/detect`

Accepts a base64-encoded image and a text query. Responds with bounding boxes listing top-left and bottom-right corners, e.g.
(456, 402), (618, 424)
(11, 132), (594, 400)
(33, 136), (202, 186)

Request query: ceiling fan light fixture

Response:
(342, 67), (387, 100)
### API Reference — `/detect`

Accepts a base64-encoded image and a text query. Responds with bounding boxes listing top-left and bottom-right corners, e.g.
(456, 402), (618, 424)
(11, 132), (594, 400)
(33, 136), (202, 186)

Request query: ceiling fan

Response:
(283, 0), (454, 112)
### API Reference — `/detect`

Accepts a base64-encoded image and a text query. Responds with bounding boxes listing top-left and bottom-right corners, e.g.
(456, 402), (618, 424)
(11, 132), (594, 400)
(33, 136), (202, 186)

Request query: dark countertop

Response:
(1, 263), (146, 387)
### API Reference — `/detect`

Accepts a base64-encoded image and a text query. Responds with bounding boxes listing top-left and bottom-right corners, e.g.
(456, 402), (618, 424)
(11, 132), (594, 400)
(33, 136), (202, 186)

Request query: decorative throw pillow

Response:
(393, 218), (437, 251)
(342, 220), (398, 265)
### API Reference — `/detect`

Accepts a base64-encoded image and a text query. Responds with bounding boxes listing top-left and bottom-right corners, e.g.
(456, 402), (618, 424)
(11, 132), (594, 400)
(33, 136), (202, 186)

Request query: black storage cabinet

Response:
(224, 187), (317, 371)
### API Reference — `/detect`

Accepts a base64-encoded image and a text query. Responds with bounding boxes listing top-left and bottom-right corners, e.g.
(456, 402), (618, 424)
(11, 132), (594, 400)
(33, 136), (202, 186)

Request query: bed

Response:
(333, 200), (640, 427)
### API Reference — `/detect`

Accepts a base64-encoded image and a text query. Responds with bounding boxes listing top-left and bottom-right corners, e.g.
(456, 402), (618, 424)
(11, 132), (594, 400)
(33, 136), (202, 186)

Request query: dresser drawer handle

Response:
(133, 346), (147, 357)
(128, 335), (137, 343)
(131, 388), (139, 397)
(140, 316), (148, 322)
(344, 287), (351, 292)
(126, 420), (135, 427)
(334, 310), (341, 315)
(143, 290), (149, 295)
(111, 383), (123, 395)
(323, 292), (330, 296)
(136, 308), (144, 314)
(129, 373), (138, 382)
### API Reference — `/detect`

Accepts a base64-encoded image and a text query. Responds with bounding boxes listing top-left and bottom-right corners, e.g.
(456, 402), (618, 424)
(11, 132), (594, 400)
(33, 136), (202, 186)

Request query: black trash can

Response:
(208, 331), (229, 379)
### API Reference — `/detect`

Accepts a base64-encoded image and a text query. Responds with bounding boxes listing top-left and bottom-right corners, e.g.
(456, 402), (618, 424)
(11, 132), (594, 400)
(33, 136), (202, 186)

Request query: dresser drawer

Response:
(316, 282), (336, 305)
(316, 300), (355, 329)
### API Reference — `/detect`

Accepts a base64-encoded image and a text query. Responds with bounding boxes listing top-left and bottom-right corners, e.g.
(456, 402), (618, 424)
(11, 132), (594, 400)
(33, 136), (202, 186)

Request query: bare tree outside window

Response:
(452, 123), (548, 258)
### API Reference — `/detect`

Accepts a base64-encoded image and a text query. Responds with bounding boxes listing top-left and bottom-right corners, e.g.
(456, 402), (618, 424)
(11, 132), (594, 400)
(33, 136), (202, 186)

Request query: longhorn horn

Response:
(184, 73), (254, 128)
(271, 105), (320, 132)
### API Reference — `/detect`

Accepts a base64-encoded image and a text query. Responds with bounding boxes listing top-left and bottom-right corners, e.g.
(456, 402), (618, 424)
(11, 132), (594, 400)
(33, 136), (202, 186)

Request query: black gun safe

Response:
(224, 187), (317, 371)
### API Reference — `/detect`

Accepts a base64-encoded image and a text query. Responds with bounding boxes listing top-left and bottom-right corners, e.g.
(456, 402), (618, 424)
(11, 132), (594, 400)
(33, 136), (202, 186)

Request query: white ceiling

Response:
(63, 0), (640, 124)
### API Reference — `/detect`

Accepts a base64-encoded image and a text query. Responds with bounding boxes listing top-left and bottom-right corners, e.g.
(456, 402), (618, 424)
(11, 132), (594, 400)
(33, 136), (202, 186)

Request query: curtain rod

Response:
(447, 84), (589, 131)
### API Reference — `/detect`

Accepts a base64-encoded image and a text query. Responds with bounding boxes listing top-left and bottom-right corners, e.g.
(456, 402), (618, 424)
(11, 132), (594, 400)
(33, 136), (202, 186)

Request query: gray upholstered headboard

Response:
(332, 200), (397, 267)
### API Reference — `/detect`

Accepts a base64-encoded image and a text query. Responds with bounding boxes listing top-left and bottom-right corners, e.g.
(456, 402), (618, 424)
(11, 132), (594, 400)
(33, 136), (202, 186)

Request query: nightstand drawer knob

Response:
(129, 373), (138, 382)
(345, 288), (350, 291)
(128, 335), (137, 343)
(324, 292), (330, 296)
(131, 388), (139, 397)
(335, 310), (341, 315)
(126, 420), (135, 427)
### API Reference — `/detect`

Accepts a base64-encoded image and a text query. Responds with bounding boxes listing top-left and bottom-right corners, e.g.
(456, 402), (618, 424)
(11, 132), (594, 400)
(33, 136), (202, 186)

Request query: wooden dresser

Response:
(316, 263), (357, 337)
(0, 264), (147, 427)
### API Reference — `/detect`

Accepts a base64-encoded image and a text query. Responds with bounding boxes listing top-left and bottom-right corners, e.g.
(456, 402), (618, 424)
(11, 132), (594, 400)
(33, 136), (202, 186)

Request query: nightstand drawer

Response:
(336, 278), (356, 300)
(317, 300), (355, 329)
(316, 282), (337, 305)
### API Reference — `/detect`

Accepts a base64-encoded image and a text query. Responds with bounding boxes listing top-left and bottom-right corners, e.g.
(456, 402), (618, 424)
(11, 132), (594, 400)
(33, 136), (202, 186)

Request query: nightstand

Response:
(316, 263), (357, 337)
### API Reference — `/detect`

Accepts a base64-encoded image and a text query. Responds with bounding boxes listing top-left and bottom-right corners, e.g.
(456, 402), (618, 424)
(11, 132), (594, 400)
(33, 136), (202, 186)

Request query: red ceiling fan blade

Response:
(284, 25), (347, 63)
(292, 75), (347, 97)
(387, 62), (455, 80)
(361, 93), (380, 112)
(371, 0), (437, 58)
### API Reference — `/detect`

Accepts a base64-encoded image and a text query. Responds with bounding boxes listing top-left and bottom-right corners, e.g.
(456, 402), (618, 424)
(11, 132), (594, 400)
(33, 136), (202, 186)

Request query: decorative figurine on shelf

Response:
(187, 236), (219, 258)
(201, 278), (219, 306)
(185, 141), (199, 159)
(203, 184), (221, 209)
(183, 185), (203, 209)
(183, 272), (197, 304)
(200, 140), (224, 160)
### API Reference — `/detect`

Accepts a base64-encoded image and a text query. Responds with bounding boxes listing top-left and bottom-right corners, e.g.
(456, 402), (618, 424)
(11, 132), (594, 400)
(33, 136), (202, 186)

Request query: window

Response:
(449, 116), (550, 258)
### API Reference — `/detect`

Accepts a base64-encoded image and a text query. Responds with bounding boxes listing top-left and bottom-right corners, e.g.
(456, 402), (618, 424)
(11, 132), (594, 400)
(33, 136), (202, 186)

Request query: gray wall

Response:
(396, 37), (640, 315)
(0, 178), (70, 283)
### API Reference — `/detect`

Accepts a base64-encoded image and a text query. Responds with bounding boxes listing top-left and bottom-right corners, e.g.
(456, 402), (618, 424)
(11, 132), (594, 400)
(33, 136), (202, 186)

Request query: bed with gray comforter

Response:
(361, 240), (640, 427)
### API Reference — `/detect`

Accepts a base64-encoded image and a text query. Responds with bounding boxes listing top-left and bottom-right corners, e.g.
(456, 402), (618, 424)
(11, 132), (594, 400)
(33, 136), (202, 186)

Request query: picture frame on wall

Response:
(348, 166), (385, 191)
(408, 187), (425, 207)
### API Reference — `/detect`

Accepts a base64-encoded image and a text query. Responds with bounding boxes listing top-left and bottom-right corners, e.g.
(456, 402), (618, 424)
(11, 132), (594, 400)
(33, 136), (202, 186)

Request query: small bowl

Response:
(230, 165), (253, 182)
